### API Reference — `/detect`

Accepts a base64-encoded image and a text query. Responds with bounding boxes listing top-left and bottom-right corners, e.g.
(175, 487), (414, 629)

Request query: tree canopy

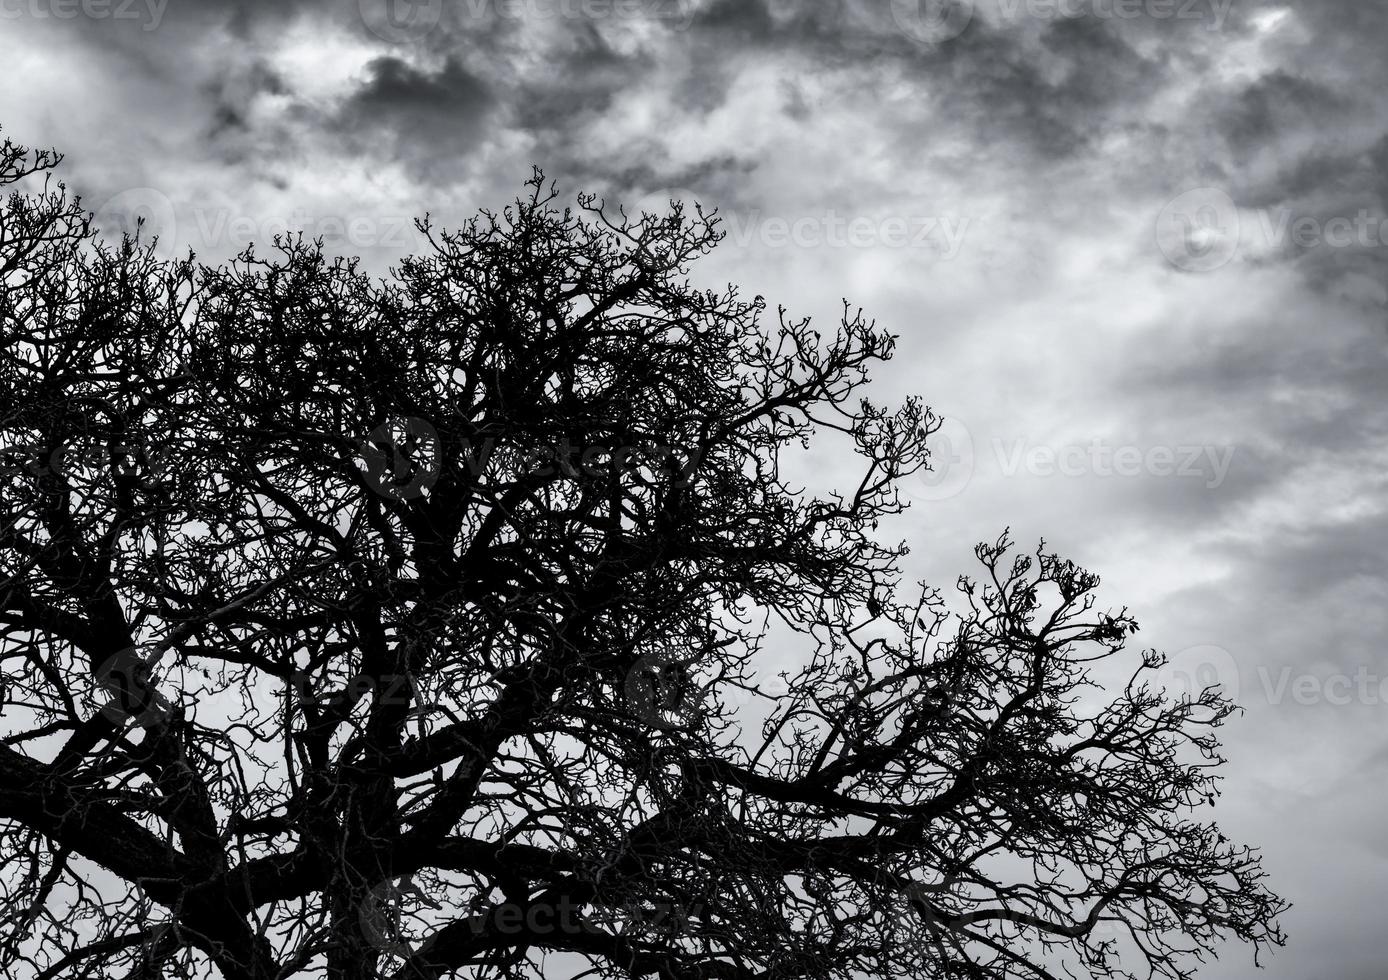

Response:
(0, 130), (1286, 980)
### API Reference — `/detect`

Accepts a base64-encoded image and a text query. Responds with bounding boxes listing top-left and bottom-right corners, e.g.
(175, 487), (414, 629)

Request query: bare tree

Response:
(0, 131), (1286, 980)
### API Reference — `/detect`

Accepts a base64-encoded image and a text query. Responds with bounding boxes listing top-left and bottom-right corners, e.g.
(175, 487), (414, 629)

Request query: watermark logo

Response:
(1156, 187), (1388, 273)
(357, 416), (442, 502)
(1156, 187), (1241, 273)
(904, 416), (975, 503)
(91, 187), (178, 260)
(720, 209), (972, 255)
(995, 438), (1236, 489)
(360, 0), (695, 38)
(0, 441), (62, 481)
(0, 438), (175, 484)
(624, 645), (710, 730)
(360, 0), (442, 42)
(1254, 663), (1388, 708)
(93, 646), (172, 729)
(896, 418), (1238, 495)
(360, 875), (441, 961)
(995, 0), (1234, 29)
(0, 0), (169, 31)
(764, 0), (809, 22)
(1153, 644), (1241, 705)
(464, 0), (694, 28)
(1151, 646), (1388, 708)
(354, 427), (704, 502)
(191, 207), (421, 252)
(1160, 187), (1388, 273)
(890, 0), (975, 45)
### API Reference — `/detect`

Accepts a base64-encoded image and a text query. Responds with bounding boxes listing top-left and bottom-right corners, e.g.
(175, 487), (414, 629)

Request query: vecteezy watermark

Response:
(357, 417), (443, 502)
(362, 887), (704, 959)
(903, 416), (976, 504)
(190, 207), (421, 252)
(460, 0), (693, 27)
(90, 187), (178, 260)
(90, 188), (426, 257)
(1153, 644), (1242, 705)
(1157, 186), (1388, 273)
(720, 210), (972, 257)
(623, 645), (710, 731)
(93, 646), (173, 729)
(359, 0), (442, 42)
(359, 0), (692, 42)
(354, 416), (707, 503)
(474, 895), (703, 937)
(360, 875), (440, 961)
(890, 0), (1232, 45)
(0, 0), (168, 30)
(1154, 644), (1388, 708)
(1156, 187), (1241, 273)
(899, 418), (1238, 503)
(0, 438), (175, 484)
(992, 0), (1234, 29)
(994, 438), (1237, 489)
(1253, 664), (1388, 707)
(890, 0), (975, 45)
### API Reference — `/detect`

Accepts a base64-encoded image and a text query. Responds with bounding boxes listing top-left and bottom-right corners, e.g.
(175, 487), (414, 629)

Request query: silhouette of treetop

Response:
(0, 132), (1286, 980)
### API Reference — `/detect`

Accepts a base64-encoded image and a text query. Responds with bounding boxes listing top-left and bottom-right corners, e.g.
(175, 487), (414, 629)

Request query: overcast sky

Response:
(3, 1), (1386, 977)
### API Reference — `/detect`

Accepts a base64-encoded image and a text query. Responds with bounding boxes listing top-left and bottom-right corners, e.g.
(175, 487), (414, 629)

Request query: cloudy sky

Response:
(3, 0), (1386, 976)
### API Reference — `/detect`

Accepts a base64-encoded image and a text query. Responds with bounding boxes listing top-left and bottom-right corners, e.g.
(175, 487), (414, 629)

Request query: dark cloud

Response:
(340, 55), (491, 122)
(332, 55), (494, 178)
(1216, 70), (1348, 157)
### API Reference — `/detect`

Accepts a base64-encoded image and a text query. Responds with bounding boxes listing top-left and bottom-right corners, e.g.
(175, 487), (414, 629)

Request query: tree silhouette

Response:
(0, 130), (1286, 980)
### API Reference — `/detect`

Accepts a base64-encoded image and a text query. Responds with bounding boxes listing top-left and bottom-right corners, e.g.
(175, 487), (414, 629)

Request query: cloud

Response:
(331, 55), (494, 177)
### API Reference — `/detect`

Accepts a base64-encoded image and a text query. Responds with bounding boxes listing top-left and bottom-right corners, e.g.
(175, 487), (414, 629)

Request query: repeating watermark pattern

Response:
(360, 876), (440, 961)
(91, 187), (179, 259)
(91, 187), (423, 256)
(0, 0), (168, 30)
(0, 438), (175, 483)
(359, 0), (693, 43)
(889, 0), (1230, 45)
(359, 0), (442, 42)
(993, 0), (1233, 28)
(357, 417), (443, 502)
(92, 189), (972, 260)
(1154, 644), (1242, 705)
(290, 670), (414, 709)
(1155, 644), (1388, 708)
(463, 0), (693, 27)
(191, 207), (421, 252)
(900, 417), (1237, 504)
(361, 886), (702, 961)
(904, 417), (976, 503)
(1253, 664), (1388, 707)
(890, 0), (975, 45)
(468, 895), (702, 937)
(1157, 186), (1388, 273)
(354, 417), (707, 502)
(623, 645), (710, 730)
(995, 437), (1236, 489)
(1156, 187), (1243, 273)
(720, 210), (972, 256)
(93, 646), (173, 729)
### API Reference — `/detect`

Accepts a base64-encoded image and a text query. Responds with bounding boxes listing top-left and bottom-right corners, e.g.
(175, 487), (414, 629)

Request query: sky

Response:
(2, 1), (1386, 977)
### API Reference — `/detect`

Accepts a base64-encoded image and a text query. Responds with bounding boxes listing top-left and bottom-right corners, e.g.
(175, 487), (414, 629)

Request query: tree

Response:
(0, 129), (1286, 980)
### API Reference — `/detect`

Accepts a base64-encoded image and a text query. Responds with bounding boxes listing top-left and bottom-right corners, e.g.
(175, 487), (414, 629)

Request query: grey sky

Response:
(2, 1), (1384, 977)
